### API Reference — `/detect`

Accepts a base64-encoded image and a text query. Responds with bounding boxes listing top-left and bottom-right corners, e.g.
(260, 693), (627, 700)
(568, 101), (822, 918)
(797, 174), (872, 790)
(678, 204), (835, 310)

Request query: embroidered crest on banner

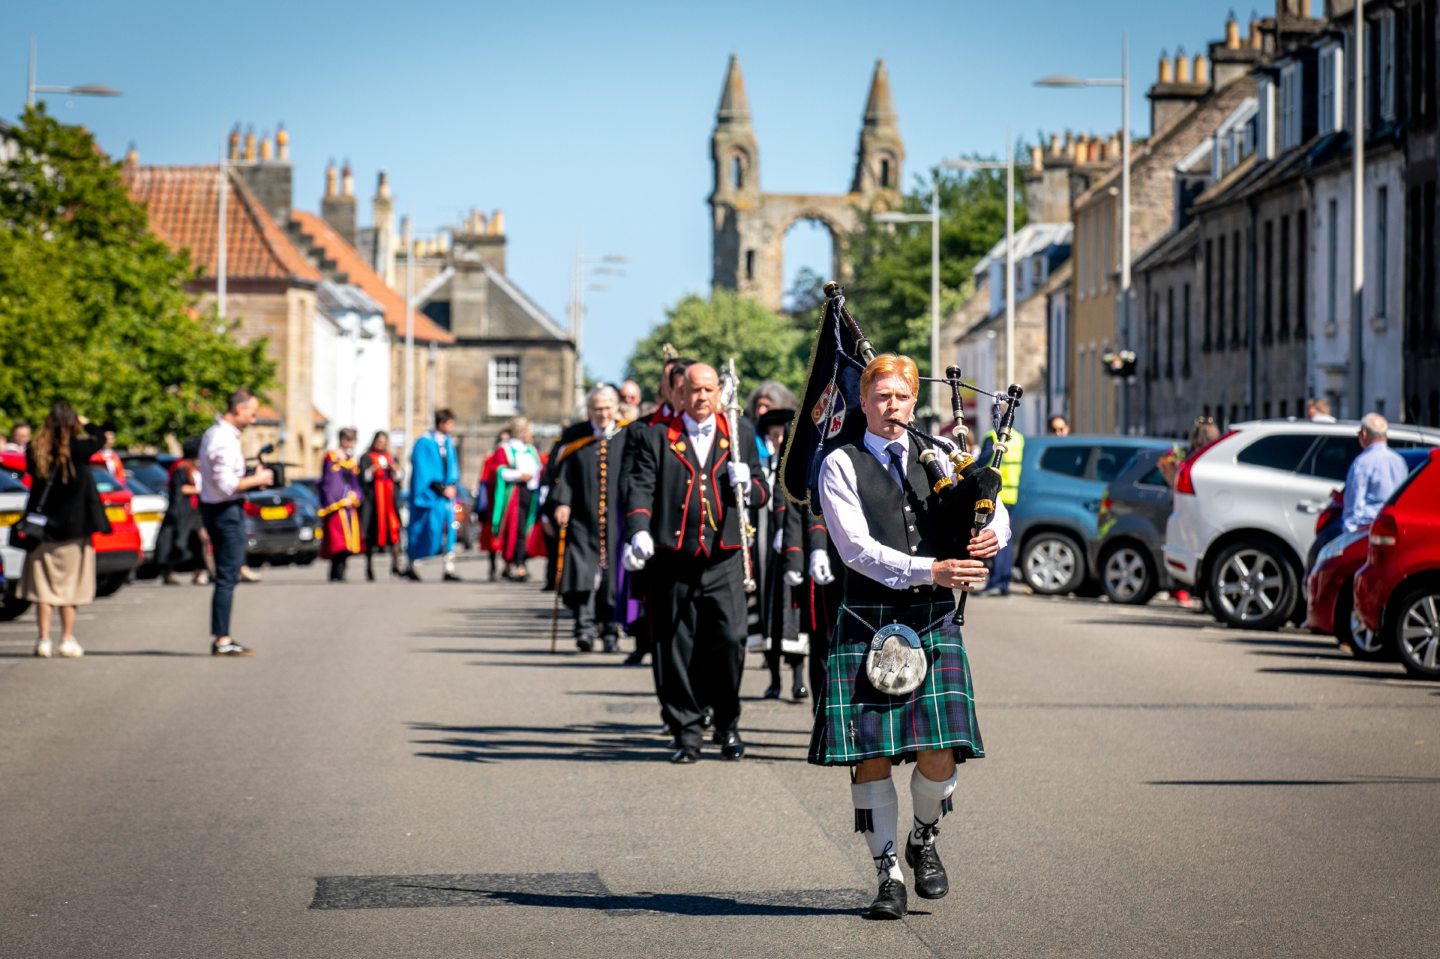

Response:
(812, 380), (846, 440)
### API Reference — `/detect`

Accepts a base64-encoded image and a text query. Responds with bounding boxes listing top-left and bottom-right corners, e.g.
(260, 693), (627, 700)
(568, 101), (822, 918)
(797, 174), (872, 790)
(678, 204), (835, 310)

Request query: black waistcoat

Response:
(839, 437), (950, 606)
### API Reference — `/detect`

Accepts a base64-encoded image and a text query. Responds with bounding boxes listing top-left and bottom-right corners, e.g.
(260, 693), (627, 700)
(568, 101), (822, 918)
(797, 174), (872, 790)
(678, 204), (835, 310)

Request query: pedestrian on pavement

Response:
(3, 420), (31, 454)
(550, 385), (628, 652)
(491, 417), (542, 582)
(156, 438), (208, 585)
(1342, 413), (1408, 533)
(620, 361), (769, 764)
(1047, 415), (1070, 436)
(359, 430), (406, 581)
(808, 353), (1009, 920)
(319, 428), (364, 582)
(198, 389), (275, 656)
(478, 429), (511, 582)
(95, 424), (126, 482)
(20, 402), (111, 658)
(409, 408), (461, 582)
(1306, 398), (1338, 423)
(979, 401), (1024, 596)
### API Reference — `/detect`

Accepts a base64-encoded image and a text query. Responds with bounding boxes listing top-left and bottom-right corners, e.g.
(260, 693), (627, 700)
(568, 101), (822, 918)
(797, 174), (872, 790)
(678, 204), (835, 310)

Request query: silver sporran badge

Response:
(865, 623), (928, 696)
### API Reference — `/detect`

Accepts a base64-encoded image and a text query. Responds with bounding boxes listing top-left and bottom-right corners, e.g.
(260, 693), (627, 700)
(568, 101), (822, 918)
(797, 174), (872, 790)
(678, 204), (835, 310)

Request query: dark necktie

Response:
(886, 442), (908, 491)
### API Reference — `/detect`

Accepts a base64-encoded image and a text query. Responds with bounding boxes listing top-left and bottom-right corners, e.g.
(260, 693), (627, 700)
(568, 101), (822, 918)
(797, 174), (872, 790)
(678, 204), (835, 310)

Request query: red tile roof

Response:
(124, 165), (322, 283)
(291, 210), (453, 345)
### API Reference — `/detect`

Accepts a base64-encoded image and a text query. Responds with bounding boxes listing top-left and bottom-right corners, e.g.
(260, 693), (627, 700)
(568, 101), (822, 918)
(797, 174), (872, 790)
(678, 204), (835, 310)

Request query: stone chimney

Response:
(453, 206), (507, 276)
(1149, 40), (1211, 132)
(321, 159), (358, 248)
(233, 120), (294, 228)
(1209, 10), (1267, 90)
(372, 171), (396, 288)
(1023, 131), (1078, 224)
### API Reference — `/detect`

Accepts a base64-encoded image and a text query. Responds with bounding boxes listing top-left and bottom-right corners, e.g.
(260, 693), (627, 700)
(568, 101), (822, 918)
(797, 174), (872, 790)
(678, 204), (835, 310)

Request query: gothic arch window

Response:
(879, 156), (893, 188)
(731, 152), (746, 189)
(745, 249), (755, 280)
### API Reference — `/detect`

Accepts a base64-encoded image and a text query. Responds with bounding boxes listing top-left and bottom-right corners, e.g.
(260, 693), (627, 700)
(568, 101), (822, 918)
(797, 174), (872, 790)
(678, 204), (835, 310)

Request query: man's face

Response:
(589, 397), (617, 430)
(861, 374), (916, 440)
(10, 425), (29, 446)
(233, 397), (259, 429)
(620, 382), (641, 406)
(437, 418), (455, 436)
(680, 365), (720, 421)
(1358, 427), (1372, 449)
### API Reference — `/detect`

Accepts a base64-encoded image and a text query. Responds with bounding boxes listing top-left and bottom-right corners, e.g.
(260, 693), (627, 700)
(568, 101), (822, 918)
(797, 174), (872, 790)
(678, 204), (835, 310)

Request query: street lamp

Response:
(943, 131), (1017, 395)
(568, 248), (627, 403)
(874, 182), (941, 415)
(1037, 31), (1131, 433)
(26, 40), (122, 108)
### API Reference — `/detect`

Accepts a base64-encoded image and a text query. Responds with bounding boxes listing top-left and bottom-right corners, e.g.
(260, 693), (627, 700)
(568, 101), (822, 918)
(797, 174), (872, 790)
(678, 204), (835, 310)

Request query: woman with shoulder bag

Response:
(20, 402), (111, 658)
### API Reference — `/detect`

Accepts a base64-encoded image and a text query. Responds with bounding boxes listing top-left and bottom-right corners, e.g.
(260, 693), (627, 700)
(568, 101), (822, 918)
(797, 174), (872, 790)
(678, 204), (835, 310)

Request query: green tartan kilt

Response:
(807, 598), (985, 767)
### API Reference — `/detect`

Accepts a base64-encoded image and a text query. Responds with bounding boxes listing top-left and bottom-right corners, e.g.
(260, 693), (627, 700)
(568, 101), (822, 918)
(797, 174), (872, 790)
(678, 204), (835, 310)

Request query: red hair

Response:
(860, 353), (919, 399)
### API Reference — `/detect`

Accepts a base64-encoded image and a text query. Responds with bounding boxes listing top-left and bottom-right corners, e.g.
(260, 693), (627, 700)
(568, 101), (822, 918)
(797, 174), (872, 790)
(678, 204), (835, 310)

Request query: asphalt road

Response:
(1, 556), (1437, 959)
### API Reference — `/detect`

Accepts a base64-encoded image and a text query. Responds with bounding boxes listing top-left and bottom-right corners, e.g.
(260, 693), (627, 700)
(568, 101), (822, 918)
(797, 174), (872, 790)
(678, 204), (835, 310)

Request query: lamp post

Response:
(874, 182), (941, 415)
(1351, 0), (1365, 418)
(568, 246), (627, 405)
(26, 40), (122, 108)
(1037, 31), (1131, 433)
(944, 131), (1017, 392)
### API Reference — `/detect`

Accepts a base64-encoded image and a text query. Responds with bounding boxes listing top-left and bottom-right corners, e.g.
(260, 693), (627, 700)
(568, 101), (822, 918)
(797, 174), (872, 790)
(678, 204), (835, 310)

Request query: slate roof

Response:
(123, 165), (321, 283)
(291, 210), (454, 345)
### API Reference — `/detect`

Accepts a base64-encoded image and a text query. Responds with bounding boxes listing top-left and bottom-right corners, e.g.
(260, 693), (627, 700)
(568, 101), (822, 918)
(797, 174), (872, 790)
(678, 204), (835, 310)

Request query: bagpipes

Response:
(780, 282), (1022, 625)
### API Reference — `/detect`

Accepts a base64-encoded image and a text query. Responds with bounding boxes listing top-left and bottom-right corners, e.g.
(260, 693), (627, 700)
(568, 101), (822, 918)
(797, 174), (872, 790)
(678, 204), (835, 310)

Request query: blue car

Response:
(1006, 435), (1175, 595)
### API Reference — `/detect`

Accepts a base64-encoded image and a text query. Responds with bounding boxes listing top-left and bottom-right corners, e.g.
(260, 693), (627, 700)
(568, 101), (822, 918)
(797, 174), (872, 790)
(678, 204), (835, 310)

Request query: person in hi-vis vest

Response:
(979, 404), (1024, 596)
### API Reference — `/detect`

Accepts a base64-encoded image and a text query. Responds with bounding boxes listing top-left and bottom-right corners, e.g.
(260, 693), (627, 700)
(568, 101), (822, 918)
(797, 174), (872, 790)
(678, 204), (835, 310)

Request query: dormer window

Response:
(1279, 61), (1302, 149)
(1318, 43), (1343, 135)
(1257, 77), (1277, 159)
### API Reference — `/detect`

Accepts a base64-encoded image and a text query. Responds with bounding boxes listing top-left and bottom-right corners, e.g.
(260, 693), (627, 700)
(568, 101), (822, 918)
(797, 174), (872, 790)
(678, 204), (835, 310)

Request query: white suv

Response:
(1164, 420), (1440, 630)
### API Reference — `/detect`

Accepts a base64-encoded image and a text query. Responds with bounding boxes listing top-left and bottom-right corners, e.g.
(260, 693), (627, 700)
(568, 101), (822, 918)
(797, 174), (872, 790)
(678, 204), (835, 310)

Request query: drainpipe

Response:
(1246, 197), (1259, 420)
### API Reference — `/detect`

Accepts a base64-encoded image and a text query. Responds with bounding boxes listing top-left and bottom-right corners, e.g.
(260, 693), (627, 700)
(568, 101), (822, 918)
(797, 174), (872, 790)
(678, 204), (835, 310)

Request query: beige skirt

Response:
(21, 538), (97, 606)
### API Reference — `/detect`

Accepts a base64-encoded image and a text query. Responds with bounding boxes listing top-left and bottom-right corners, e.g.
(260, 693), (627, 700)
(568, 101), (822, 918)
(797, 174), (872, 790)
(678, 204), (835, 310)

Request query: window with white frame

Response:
(1318, 44), (1343, 135)
(1258, 77), (1277, 159)
(488, 356), (521, 415)
(1279, 62), (1302, 149)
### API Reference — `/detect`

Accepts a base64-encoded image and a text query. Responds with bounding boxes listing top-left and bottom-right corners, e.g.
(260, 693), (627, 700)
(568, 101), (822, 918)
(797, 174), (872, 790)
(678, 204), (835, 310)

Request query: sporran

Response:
(865, 622), (927, 696)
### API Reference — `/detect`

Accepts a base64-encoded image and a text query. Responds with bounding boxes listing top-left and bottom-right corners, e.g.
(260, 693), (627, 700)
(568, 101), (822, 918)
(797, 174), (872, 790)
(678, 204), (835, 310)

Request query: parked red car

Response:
(1306, 528), (1382, 658)
(1353, 448), (1440, 679)
(0, 450), (142, 596)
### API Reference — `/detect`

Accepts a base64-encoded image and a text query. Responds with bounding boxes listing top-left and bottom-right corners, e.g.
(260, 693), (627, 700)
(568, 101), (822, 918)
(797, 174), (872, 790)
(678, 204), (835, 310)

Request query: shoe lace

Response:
(872, 840), (898, 880)
(913, 816), (941, 846)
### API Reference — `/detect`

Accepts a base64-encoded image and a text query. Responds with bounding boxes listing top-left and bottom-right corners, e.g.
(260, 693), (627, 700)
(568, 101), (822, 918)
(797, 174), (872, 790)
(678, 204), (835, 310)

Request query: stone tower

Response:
(709, 57), (904, 311)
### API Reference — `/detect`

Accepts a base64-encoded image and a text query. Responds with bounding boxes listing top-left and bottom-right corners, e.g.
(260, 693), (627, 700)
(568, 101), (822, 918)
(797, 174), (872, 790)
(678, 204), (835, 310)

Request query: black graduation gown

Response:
(550, 426), (627, 598)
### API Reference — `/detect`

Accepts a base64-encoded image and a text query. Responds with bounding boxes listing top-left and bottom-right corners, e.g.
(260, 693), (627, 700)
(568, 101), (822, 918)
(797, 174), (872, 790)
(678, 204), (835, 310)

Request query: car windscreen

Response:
(1386, 454), (1433, 506)
(1039, 447), (1087, 477)
(126, 462), (170, 491)
(1092, 446), (1146, 483)
(0, 470), (25, 494)
(89, 465), (124, 494)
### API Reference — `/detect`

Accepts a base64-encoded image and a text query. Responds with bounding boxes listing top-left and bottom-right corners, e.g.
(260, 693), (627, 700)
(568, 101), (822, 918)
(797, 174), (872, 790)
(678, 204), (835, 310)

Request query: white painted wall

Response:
(313, 306), (393, 449)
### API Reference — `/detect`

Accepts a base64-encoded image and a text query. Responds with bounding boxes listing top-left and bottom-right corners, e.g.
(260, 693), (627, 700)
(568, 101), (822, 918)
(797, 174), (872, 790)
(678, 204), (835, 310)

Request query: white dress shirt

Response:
(682, 412), (718, 464)
(198, 416), (245, 504)
(498, 439), (542, 491)
(818, 430), (1012, 590)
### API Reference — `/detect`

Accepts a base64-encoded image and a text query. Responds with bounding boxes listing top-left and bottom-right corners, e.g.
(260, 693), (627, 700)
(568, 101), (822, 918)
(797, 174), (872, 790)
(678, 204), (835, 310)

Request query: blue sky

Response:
(10, 0), (1237, 384)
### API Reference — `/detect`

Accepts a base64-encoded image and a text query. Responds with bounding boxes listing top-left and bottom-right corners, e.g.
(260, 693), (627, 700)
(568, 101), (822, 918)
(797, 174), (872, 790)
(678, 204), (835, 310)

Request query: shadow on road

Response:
(1148, 775), (1440, 786)
(407, 720), (807, 765)
(1256, 665), (1421, 683)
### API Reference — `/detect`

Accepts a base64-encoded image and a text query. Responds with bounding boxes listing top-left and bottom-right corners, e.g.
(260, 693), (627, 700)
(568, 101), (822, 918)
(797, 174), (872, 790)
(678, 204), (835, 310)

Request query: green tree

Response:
(0, 106), (274, 446)
(623, 290), (805, 400)
(844, 162), (1029, 376)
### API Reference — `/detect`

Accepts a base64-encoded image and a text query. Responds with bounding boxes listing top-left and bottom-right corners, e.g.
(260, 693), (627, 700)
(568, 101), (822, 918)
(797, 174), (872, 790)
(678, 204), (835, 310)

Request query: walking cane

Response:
(550, 523), (567, 653)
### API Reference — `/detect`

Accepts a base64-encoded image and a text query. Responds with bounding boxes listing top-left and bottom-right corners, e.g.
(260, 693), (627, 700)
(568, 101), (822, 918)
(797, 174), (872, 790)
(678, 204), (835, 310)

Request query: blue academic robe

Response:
(409, 432), (460, 559)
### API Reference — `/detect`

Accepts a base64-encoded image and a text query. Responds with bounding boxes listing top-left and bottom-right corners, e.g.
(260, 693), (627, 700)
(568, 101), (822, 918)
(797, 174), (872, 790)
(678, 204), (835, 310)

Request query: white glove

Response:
(784, 569), (804, 587)
(726, 461), (751, 489)
(630, 531), (654, 561)
(772, 527), (784, 554)
(622, 544), (647, 572)
(809, 549), (834, 585)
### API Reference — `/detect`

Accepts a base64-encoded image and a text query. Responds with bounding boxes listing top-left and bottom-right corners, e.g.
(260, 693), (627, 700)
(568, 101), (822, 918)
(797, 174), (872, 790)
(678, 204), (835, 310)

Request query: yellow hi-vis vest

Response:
(983, 428), (1024, 505)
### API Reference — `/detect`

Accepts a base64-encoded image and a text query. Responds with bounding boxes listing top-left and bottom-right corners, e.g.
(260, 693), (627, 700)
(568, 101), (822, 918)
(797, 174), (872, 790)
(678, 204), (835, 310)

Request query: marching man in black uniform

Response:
(808, 353), (1010, 919)
(550, 385), (628, 652)
(620, 362), (768, 764)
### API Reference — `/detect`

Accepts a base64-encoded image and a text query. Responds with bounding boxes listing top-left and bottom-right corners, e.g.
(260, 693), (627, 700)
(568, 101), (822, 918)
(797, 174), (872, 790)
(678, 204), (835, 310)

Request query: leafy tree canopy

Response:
(0, 106), (274, 447)
(843, 162), (1029, 377)
(623, 290), (806, 402)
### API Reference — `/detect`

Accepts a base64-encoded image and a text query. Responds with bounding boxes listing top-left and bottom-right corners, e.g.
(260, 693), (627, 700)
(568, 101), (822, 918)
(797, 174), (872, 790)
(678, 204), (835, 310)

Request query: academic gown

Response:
(318, 450), (364, 558)
(550, 425), (628, 599)
(409, 432), (459, 560)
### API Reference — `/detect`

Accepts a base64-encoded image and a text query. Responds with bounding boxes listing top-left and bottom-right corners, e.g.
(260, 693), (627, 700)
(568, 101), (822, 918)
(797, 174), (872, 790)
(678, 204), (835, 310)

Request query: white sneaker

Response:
(34, 638), (53, 658)
(57, 637), (84, 658)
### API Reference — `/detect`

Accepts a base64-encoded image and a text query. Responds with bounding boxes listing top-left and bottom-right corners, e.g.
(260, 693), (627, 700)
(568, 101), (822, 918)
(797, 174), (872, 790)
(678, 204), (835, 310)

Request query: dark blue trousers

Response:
(200, 499), (246, 638)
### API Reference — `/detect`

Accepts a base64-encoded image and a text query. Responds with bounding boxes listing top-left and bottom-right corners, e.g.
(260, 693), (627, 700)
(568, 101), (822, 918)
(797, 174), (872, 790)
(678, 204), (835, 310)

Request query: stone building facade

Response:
(709, 55), (903, 310)
(1401, 0), (1439, 426)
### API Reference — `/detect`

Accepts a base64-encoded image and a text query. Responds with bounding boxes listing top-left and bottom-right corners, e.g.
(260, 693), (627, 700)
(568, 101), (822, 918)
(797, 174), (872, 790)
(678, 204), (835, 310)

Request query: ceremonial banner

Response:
(780, 295), (869, 514)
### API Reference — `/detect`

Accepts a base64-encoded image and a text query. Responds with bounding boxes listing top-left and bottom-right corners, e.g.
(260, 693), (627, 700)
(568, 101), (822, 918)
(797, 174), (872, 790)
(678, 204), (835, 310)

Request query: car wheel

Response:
(1100, 542), (1158, 605)
(1205, 538), (1298, 631)
(1022, 533), (1084, 595)
(295, 553), (318, 567)
(270, 555), (295, 566)
(1333, 589), (1393, 661)
(1390, 586), (1440, 680)
(95, 572), (129, 597)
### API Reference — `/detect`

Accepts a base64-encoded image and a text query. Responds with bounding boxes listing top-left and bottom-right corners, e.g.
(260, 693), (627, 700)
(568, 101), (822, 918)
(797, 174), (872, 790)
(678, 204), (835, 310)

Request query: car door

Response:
(1288, 434), (1360, 549)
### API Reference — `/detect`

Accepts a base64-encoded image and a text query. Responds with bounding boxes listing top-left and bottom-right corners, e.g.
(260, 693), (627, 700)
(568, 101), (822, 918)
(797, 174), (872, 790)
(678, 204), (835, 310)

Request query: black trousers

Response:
(650, 549), (747, 750)
(564, 582), (617, 638)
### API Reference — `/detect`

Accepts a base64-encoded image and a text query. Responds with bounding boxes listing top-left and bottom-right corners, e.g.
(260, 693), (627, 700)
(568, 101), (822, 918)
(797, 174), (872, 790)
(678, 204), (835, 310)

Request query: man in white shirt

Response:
(808, 353), (1009, 920)
(198, 389), (274, 656)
